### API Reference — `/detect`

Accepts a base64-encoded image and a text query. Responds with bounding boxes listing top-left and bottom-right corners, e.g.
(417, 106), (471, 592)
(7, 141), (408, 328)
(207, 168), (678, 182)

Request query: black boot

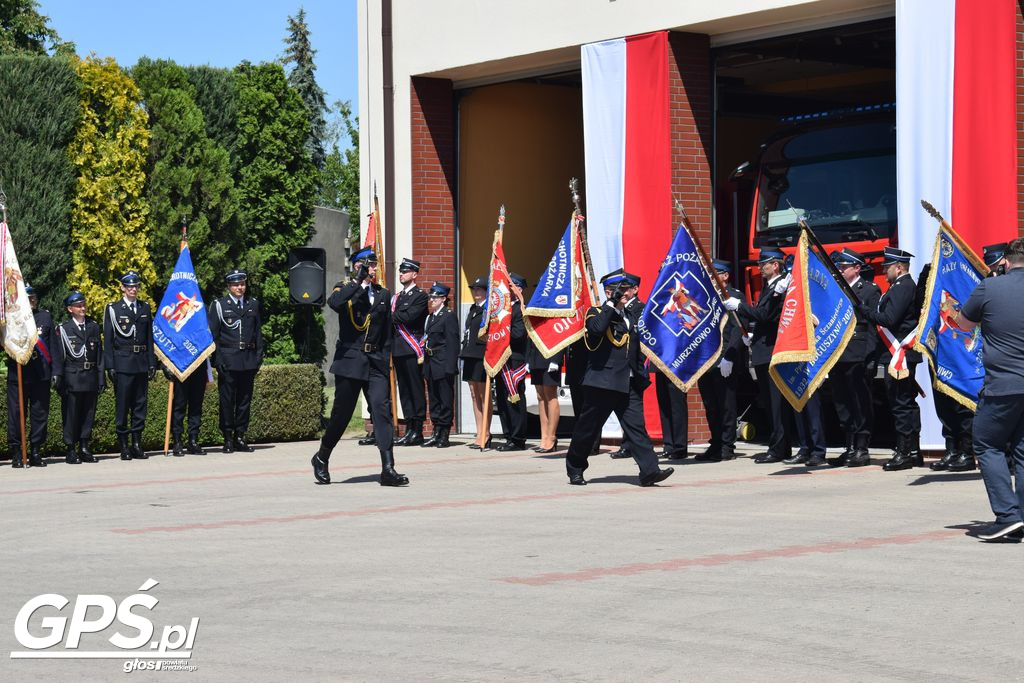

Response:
(187, 438), (206, 456)
(65, 445), (80, 465)
(28, 444), (47, 468)
(907, 434), (922, 468)
(357, 432), (377, 446)
(222, 431), (235, 454)
(234, 433), (254, 452)
(394, 423), (414, 446)
(930, 438), (958, 471)
(79, 441), (97, 463)
(11, 451), (24, 468)
(379, 449), (409, 486)
(402, 421), (424, 447)
(948, 432), (977, 472)
(131, 433), (148, 460)
(847, 433), (871, 468)
(829, 434), (855, 467)
(119, 434), (132, 461)
(311, 449), (330, 484)
(882, 435), (914, 471)
(422, 427), (449, 448)
(172, 436), (184, 457)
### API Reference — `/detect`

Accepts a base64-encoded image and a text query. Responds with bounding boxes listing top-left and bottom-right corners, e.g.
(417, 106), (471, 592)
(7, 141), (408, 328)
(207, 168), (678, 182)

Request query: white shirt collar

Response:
(123, 297), (137, 308)
(402, 282), (417, 294)
(848, 276), (862, 287)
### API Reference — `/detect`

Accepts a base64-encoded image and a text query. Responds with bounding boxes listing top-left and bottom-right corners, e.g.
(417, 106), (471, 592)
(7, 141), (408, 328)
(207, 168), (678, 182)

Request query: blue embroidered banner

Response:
(914, 225), (986, 410)
(637, 223), (725, 391)
(153, 246), (215, 380)
(525, 220), (575, 317)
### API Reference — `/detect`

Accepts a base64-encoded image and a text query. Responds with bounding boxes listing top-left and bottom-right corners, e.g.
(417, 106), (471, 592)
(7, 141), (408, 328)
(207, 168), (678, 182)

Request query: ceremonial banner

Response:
(637, 223), (725, 392)
(363, 210), (376, 249)
(524, 215), (598, 357)
(914, 224), (987, 410)
(153, 246), (215, 381)
(483, 229), (513, 377)
(0, 221), (38, 365)
(769, 231), (856, 411)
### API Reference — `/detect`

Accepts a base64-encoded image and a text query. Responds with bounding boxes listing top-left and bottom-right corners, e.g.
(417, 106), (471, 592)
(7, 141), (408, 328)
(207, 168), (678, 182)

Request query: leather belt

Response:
(82, 361), (95, 370)
(363, 343), (378, 353)
(131, 345), (147, 353)
(238, 342), (256, 350)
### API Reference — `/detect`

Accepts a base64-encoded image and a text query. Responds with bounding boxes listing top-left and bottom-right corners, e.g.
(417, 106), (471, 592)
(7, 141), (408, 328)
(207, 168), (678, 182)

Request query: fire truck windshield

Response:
(752, 121), (896, 247)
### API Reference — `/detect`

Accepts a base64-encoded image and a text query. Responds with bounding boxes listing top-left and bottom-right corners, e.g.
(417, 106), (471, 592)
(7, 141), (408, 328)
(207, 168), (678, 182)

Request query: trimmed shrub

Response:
(1, 363), (324, 457)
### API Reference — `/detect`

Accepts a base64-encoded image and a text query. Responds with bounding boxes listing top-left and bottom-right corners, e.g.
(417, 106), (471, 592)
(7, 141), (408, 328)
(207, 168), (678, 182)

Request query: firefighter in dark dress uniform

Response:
(460, 276), (490, 450)
(392, 258), (429, 446)
(494, 273), (530, 451)
(311, 247), (408, 486)
(827, 248), (882, 468)
(857, 246), (922, 470)
(104, 272), (156, 461)
(604, 270), (643, 460)
(423, 282), (460, 448)
(563, 271), (675, 487)
(209, 269), (263, 454)
(165, 360), (210, 457)
(51, 291), (103, 464)
(696, 260), (745, 462)
(8, 285), (54, 468)
(723, 249), (792, 463)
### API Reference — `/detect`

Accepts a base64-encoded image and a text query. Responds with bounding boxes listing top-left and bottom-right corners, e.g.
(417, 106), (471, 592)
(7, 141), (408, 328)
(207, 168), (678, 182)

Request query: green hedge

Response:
(1, 364), (324, 457)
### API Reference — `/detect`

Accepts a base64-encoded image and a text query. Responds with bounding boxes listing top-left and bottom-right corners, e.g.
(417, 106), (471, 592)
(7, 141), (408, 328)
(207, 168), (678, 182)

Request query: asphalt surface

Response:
(1, 438), (1020, 681)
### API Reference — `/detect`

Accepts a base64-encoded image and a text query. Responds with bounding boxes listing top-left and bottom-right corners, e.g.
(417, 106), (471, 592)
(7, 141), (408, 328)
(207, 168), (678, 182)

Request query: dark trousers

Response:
(61, 391), (98, 445)
(566, 386), (660, 478)
(698, 366), (738, 452)
(428, 373), (456, 429)
(172, 371), (207, 440)
(973, 393), (1024, 525)
(932, 369), (973, 445)
(114, 372), (148, 436)
(830, 361), (873, 439)
(883, 361), (921, 435)
(320, 370), (394, 460)
(755, 363), (791, 458)
(793, 394), (826, 458)
(7, 379), (50, 448)
(218, 369), (256, 434)
(655, 372), (688, 455)
(393, 355), (426, 423)
(496, 370), (528, 443)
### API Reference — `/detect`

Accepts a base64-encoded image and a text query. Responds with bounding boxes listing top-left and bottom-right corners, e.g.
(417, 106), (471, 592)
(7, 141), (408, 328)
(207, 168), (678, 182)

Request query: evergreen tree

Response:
(318, 99), (359, 229)
(184, 65), (238, 165)
(233, 61), (321, 364)
(132, 57), (239, 301)
(0, 0), (73, 56)
(0, 54), (78, 314)
(282, 8), (327, 171)
(68, 56), (154, 317)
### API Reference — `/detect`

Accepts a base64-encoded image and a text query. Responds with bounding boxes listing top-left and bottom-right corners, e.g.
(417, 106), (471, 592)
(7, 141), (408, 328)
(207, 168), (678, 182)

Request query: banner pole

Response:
(375, 186), (400, 430)
(164, 382), (174, 455)
(17, 364), (27, 467)
(478, 374), (492, 449)
(674, 198), (745, 331)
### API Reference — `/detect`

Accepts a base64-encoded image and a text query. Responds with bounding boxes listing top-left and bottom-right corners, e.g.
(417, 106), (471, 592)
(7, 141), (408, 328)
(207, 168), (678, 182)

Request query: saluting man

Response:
(391, 258), (429, 446)
(209, 270), (263, 454)
(857, 246), (922, 471)
(311, 247), (408, 486)
(104, 272), (156, 461)
(8, 284), (54, 468)
(52, 291), (103, 464)
(422, 282), (460, 448)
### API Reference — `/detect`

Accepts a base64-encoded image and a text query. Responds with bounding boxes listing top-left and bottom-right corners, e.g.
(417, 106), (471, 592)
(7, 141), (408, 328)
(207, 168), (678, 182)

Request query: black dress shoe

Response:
(947, 453), (977, 472)
(80, 442), (97, 462)
(495, 440), (527, 452)
(720, 448), (736, 461)
(827, 452), (851, 467)
(882, 452), (915, 471)
(357, 433), (377, 446)
(28, 448), (47, 467)
(783, 453), (809, 465)
(65, 448), (81, 465)
(568, 472), (587, 486)
(930, 450), (956, 471)
(234, 435), (255, 453)
(694, 447), (721, 462)
(754, 452), (786, 464)
(609, 447), (631, 460)
(639, 467), (674, 487)
(11, 456), (24, 468)
(665, 450), (689, 461)
(846, 450), (870, 468)
(311, 453), (330, 484)
(187, 440), (206, 456)
(380, 469), (410, 486)
(172, 438), (184, 457)
(805, 454), (826, 467)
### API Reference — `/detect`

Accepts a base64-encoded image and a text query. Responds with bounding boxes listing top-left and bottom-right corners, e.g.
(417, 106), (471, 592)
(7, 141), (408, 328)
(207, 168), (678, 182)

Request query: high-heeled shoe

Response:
(534, 441), (559, 454)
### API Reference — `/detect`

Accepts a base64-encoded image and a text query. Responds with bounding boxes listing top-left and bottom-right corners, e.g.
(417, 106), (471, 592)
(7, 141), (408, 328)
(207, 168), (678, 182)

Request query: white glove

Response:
(741, 333), (753, 347)
(773, 274), (792, 295)
(547, 361), (560, 372)
(723, 297), (741, 311)
(719, 358), (733, 378)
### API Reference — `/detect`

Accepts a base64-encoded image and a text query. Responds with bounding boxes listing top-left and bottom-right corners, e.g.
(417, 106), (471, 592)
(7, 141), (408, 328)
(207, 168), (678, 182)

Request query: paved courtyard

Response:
(2, 437), (1020, 681)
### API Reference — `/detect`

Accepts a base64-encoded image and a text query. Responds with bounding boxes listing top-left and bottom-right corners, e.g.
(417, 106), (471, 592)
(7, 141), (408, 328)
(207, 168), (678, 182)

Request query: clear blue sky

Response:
(40, 1), (359, 112)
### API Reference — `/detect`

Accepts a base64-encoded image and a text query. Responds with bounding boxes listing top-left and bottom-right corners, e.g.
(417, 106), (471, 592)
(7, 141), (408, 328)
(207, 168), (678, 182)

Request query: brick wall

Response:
(668, 31), (714, 443)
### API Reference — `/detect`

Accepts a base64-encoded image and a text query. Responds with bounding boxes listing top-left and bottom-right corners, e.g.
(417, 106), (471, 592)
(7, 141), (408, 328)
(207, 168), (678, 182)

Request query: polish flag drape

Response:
(483, 226), (513, 377)
(582, 30), (671, 437)
(0, 221), (38, 365)
(897, 0), (1016, 447)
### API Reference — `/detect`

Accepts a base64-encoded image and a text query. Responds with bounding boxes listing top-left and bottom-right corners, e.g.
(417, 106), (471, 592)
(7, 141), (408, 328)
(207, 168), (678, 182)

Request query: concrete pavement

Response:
(1, 438), (1019, 681)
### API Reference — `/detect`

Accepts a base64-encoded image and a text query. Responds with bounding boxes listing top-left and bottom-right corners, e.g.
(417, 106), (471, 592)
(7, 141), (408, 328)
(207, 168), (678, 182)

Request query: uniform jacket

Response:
(526, 337), (565, 373)
(330, 280), (392, 381)
(738, 276), (786, 366)
(624, 296), (644, 328)
(861, 273), (921, 364)
(459, 303), (486, 360)
(52, 318), (105, 393)
(209, 295), (264, 371)
(508, 300), (527, 366)
(581, 304), (651, 394)
(423, 306), (460, 379)
(6, 309), (54, 383)
(103, 299), (156, 374)
(391, 285), (428, 359)
(720, 286), (745, 364)
(838, 277), (881, 364)
(563, 339), (587, 387)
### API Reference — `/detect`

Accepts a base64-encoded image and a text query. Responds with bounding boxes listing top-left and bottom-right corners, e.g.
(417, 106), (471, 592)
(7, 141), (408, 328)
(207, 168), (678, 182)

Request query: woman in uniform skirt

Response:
(527, 339), (563, 453)
(460, 277), (490, 449)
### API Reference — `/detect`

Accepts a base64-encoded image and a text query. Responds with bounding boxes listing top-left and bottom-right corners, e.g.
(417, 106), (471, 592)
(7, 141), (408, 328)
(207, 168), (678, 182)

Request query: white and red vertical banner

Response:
(897, 0), (1016, 447)
(582, 30), (672, 438)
